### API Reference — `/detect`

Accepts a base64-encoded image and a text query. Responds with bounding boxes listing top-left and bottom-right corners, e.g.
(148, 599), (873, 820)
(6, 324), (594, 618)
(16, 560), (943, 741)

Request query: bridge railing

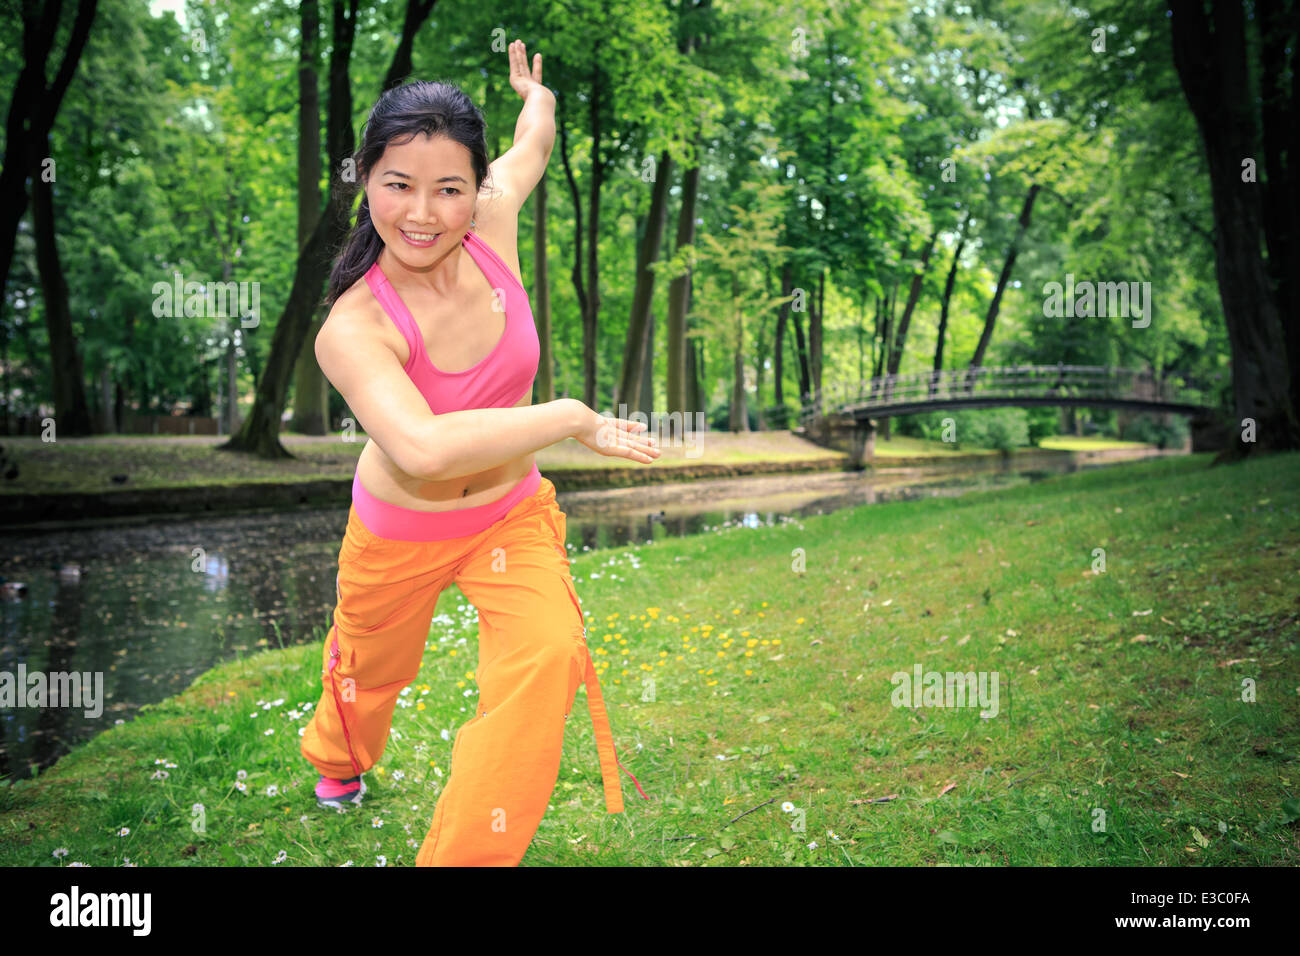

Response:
(797, 365), (1214, 423)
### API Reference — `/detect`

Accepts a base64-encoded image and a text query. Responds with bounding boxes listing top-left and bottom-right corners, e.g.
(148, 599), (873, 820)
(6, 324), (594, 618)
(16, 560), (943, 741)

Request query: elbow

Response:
(399, 418), (444, 482)
(409, 445), (445, 483)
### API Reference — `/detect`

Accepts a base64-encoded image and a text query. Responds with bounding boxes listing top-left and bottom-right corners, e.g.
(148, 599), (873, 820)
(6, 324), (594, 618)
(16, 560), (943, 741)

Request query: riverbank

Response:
(2, 451), (1296, 866)
(0, 431), (1163, 529)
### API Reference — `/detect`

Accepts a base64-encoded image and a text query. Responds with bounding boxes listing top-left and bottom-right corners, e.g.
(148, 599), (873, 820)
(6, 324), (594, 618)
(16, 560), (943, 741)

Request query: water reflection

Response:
(0, 449), (1167, 781)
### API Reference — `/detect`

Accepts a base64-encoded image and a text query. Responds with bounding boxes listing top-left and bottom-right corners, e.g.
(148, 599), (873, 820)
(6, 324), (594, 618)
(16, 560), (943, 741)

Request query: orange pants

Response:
(300, 474), (646, 865)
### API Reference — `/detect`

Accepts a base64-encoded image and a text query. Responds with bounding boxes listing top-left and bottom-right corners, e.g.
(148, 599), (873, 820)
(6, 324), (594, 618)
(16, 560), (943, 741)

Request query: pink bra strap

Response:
(363, 263), (419, 367)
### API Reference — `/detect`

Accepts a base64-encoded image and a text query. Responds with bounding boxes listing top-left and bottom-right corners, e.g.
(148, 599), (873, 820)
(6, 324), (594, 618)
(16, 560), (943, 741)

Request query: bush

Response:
(1121, 413), (1189, 449)
(1024, 406), (1059, 446)
(890, 407), (1030, 451)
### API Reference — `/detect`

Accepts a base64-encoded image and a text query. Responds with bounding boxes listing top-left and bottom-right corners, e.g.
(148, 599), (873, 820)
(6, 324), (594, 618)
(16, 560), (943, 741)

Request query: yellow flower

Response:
(772, 639), (781, 645)
(659, 650), (669, 657)
(707, 680), (718, 686)
(416, 702), (426, 711)
(717, 650), (726, 657)
(741, 631), (750, 637)
(744, 669), (753, 675)
(376, 767), (385, 775)
(795, 618), (804, 625)
(744, 651), (753, 657)
(732, 608), (741, 615)
(761, 602), (768, 607)
(746, 638), (759, 647)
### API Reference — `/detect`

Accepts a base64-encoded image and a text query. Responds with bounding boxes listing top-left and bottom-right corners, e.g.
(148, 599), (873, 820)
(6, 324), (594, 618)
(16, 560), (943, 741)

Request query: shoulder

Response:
(473, 176), (526, 289)
(320, 270), (404, 358)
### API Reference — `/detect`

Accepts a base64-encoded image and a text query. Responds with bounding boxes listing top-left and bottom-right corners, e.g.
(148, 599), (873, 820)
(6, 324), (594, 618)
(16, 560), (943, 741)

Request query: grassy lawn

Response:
(2, 451), (1296, 866)
(0, 431), (1154, 496)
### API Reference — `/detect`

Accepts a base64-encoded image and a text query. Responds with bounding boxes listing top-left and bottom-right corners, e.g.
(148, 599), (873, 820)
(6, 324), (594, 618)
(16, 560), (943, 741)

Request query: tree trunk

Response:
(809, 268), (825, 397)
(617, 149), (672, 417)
(887, 229), (937, 378)
(1253, 0), (1300, 440)
(290, 0), (328, 436)
(583, 54), (603, 411)
(774, 260), (793, 409)
(666, 159), (700, 440)
(532, 165), (553, 404)
(30, 129), (92, 436)
(790, 283), (812, 405)
(1170, 0), (1299, 454)
(638, 310), (654, 415)
(0, 0), (98, 331)
(730, 274), (748, 431)
(970, 183), (1040, 370)
(934, 208), (971, 379)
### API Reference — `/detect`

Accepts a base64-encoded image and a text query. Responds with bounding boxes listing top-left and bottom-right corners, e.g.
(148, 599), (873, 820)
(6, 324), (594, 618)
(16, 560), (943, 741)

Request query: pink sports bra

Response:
(363, 230), (539, 414)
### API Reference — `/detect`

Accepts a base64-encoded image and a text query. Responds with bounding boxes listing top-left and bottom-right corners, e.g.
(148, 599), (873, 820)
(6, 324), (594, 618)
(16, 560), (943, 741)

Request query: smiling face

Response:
(364, 132), (478, 266)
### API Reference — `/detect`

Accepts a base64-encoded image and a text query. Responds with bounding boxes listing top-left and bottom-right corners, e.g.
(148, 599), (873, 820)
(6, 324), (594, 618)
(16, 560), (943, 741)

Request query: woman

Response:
(300, 41), (658, 867)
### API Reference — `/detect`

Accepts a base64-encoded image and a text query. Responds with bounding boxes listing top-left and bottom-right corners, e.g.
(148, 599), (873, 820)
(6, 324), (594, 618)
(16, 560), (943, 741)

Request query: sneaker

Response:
(316, 773), (366, 810)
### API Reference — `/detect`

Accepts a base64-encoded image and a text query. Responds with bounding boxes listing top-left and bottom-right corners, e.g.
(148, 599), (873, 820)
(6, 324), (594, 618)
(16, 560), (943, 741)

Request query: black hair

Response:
(323, 80), (494, 308)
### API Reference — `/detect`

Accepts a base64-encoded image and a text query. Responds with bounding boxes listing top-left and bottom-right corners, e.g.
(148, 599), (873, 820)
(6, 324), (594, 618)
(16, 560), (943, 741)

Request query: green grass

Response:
(3, 451), (1297, 867)
(1, 430), (1148, 496)
(1037, 436), (1156, 451)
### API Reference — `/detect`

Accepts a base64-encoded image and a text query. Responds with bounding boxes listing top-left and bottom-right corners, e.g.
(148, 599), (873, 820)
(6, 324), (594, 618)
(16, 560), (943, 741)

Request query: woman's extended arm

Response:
(420, 397), (659, 481)
(419, 398), (582, 481)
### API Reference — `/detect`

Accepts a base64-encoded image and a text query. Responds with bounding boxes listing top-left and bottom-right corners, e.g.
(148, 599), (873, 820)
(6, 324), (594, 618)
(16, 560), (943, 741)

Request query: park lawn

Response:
(0, 430), (1150, 496)
(1037, 436), (1158, 452)
(1, 431), (850, 494)
(1, 451), (1297, 867)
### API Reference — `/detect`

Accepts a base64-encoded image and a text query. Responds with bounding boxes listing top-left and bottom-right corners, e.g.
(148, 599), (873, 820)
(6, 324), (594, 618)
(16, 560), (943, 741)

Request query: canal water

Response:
(0, 449), (1169, 781)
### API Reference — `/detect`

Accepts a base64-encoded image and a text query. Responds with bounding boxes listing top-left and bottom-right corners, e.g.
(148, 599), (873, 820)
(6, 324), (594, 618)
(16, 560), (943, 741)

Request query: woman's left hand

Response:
(507, 39), (548, 100)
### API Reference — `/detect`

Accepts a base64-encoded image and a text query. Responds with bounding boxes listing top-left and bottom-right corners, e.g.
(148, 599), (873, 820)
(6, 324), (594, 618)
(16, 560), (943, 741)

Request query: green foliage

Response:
(895, 407), (1031, 450)
(1121, 413), (1190, 450)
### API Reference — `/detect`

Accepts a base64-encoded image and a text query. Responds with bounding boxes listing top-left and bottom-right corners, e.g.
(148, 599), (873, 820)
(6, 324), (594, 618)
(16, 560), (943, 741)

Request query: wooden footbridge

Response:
(795, 364), (1222, 466)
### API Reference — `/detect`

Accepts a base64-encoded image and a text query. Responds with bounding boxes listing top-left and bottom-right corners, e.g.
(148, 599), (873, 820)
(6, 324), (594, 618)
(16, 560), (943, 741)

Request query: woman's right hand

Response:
(570, 400), (661, 464)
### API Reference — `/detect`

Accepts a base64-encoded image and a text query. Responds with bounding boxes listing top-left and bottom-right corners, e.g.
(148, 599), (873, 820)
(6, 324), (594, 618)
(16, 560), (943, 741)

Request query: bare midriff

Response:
(354, 388), (535, 512)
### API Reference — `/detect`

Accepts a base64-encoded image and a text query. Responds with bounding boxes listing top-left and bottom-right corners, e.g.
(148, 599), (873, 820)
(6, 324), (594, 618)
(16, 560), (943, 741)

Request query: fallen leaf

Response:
(1130, 634), (1150, 643)
(1171, 771), (1189, 779)
(1133, 609), (1153, 616)
(939, 783), (956, 797)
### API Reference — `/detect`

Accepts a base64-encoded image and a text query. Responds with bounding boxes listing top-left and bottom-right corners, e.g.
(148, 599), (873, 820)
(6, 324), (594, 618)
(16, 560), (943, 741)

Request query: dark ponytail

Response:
(323, 80), (494, 309)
